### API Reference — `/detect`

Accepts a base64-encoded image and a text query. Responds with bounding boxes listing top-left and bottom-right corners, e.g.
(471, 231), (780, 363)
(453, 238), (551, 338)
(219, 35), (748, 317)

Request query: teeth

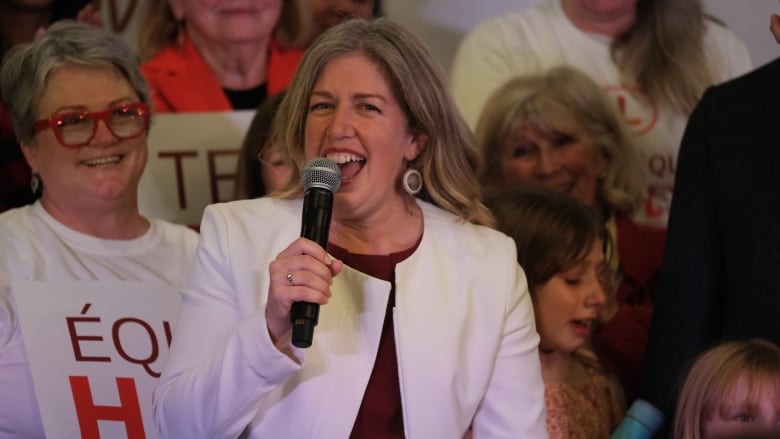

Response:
(82, 155), (121, 167)
(326, 153), (365, 164)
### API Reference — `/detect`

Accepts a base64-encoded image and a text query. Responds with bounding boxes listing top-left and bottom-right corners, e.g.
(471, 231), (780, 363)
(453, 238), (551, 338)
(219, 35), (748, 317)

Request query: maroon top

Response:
(328, 240), (418, 439)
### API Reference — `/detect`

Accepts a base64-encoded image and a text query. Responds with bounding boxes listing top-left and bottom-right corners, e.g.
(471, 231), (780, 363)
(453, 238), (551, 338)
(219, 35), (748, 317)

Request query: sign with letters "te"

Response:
(138, 110), (255, 228)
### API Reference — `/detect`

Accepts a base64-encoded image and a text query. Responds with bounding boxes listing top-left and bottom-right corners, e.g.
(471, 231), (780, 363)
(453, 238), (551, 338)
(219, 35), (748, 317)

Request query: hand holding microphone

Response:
(291, 158), (342, 347)
(266, 158), (342, 347)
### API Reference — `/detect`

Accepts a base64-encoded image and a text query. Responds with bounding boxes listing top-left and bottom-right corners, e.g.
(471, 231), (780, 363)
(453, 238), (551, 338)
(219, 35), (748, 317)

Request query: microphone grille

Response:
(301, 157), (341, 193)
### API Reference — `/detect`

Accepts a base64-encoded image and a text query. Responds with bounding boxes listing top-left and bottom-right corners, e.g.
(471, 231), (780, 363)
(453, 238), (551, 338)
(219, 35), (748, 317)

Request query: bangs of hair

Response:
(527, 230), (579, 287)
(506, 93), (583, 141)
(713, 372), (780, 419)
(555, 222), (600, 274)
(699, 341), (780, 421)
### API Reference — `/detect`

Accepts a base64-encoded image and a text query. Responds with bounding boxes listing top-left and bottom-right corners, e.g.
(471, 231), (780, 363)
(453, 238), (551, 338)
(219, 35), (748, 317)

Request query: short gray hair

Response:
(1, 20), (149, 144)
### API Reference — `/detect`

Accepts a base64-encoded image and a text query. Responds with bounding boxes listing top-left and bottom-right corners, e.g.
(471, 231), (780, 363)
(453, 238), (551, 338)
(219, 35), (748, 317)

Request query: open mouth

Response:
(218, 7), (259, 15)
(570, 319), (593, 337)
(326, 153), (365, 183)
(80, 155), (123, 168)
(548, 182), (574, 194)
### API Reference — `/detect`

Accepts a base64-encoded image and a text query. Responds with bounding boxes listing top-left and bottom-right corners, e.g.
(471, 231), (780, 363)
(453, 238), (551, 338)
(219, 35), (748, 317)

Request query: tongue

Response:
(339, 161), (364, 181)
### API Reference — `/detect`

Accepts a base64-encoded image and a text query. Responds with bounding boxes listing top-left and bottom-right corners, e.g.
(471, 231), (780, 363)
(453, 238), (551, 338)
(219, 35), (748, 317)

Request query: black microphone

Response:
(291, 157), (341, 348)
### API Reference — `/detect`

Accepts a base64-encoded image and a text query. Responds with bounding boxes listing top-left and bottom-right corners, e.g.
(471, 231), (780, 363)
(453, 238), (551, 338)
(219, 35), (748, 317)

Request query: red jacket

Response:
(141, 34), (304, 113)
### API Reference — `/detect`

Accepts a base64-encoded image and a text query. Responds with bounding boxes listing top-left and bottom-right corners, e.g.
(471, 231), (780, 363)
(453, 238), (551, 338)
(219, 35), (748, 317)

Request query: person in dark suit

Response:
(642, 13), (780, 435)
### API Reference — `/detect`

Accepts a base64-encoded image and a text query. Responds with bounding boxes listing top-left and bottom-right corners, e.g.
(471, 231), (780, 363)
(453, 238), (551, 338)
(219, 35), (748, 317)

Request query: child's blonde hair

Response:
(674, 339), (780, 439)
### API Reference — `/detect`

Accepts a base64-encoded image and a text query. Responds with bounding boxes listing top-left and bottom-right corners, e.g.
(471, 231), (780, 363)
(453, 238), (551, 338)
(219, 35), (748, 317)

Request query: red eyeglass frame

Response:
(31, 102), (150, 148)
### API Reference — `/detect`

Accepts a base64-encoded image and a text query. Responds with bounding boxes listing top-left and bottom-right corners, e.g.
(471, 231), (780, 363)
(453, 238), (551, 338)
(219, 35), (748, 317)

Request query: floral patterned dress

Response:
(544, 352), (626, 438)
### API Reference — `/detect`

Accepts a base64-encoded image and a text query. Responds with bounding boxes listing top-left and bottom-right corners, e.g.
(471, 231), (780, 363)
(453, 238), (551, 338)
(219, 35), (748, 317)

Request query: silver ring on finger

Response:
(286, 271), (294, 285)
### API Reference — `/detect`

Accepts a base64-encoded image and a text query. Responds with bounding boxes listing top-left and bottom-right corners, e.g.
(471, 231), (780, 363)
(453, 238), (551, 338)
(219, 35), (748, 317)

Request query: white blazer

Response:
(154, 197), (547, 439)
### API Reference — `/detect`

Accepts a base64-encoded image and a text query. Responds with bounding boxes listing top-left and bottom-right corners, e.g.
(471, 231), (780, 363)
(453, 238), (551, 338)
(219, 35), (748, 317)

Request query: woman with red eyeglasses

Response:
(0, 20), (198, 437)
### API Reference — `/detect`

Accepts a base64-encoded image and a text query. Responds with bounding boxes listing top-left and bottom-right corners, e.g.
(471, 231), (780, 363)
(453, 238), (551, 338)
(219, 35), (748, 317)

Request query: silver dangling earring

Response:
(402, 167), (422, 196)
(30, 173), (40, 194)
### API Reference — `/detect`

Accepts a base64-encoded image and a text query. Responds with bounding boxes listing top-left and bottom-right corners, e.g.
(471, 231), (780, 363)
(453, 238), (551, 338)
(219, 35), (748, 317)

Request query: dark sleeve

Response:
(641, 87), (725, 431)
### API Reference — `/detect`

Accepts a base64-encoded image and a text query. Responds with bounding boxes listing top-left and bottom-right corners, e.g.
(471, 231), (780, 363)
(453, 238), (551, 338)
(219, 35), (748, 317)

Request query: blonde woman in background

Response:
(477, 66), (665, 406)
(452, 0), (751, 227)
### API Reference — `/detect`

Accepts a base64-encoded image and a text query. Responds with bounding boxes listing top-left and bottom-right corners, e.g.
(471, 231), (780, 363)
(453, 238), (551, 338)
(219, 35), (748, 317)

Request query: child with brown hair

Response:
(488, 186), (625, 438)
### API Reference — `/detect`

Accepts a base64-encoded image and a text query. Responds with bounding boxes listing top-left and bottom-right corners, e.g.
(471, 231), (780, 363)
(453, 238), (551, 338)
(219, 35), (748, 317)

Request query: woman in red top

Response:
(138, 0), (303, 113)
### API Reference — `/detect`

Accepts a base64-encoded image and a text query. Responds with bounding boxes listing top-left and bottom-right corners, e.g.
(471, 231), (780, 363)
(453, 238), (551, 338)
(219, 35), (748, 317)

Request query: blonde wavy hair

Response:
(477, 66), (645, 215)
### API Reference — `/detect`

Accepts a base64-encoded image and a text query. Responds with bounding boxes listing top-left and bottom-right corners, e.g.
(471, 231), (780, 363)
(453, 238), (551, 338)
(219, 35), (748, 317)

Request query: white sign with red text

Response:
(139, 110), (256, 228)
(13, 281), (181, 439)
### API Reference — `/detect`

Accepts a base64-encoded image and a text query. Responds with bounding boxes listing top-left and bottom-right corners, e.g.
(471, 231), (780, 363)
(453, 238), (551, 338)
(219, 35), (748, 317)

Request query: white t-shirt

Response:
(0, 201), (199, 438)
(450, 0), (752, 227)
